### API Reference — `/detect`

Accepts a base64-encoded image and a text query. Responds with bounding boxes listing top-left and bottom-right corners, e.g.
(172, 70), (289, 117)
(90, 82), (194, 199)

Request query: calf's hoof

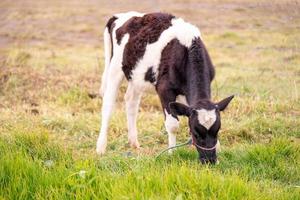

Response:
(96, 139), (107, 155)
(96, 147), (106, 155)
(129, 140), (140, 149)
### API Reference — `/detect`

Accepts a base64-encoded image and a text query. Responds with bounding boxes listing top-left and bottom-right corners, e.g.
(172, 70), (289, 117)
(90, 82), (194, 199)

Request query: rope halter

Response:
(191, 134), (218, 151)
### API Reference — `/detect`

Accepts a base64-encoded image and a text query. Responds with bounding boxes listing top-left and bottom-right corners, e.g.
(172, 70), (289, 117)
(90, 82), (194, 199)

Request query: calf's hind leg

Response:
(124, 83), (142, 148)
(96, 61), (124, 155)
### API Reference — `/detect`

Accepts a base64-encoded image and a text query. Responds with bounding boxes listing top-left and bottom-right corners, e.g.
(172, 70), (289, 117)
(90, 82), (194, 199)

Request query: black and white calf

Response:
(97, 11), (234, 164)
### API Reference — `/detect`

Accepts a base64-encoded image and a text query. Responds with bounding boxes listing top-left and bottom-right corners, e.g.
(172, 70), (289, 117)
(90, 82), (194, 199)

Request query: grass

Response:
(0, 0), (300, 199)
(0, 132), (299, 199)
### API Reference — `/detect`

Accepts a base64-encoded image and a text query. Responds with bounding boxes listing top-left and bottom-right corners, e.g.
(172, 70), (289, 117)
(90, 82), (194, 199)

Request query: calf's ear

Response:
(215, 95), (234, 111)
(169, 102), (192, 117)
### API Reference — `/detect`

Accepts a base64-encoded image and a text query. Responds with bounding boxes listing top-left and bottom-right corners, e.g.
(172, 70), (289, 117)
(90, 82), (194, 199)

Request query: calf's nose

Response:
(200, 157), (217, 165)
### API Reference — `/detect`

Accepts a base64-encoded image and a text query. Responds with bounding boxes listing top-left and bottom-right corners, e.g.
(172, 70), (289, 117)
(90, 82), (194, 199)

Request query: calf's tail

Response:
(100, 16), (117, 97)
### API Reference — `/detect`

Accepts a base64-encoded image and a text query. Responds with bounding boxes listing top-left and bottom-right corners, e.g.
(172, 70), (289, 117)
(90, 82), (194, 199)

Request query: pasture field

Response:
(0, 0), (300, 199)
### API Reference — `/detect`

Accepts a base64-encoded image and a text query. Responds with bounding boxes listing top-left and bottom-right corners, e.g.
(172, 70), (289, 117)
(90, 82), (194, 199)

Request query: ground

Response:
(0, 0), (299, 199)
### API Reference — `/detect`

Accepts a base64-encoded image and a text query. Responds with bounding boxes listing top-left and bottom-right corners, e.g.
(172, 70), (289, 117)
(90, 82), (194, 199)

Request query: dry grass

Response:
(1, 0), (299, 151)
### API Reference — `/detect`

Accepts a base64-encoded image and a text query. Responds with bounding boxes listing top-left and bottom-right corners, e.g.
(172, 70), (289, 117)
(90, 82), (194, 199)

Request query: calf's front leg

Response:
(158, 88), (179, 151)
(164, 109), (179, 150)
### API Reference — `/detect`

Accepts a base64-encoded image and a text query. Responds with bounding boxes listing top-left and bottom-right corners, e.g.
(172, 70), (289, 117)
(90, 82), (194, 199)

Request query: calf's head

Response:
(169, 95), (234, 164)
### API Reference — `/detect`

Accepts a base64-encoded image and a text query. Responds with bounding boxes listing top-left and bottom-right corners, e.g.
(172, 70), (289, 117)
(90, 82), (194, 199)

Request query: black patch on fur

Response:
(156, 39), (188, 118)
(116, 13), (175, 80)
(185, 37), (214, 103)
(144, 66), (156, 83)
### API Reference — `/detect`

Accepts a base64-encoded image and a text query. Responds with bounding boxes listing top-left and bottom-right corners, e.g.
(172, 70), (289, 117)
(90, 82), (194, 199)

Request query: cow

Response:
(96, 11), (234, 164)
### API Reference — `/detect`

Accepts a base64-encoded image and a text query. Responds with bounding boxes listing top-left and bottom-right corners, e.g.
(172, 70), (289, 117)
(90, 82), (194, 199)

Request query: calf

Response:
(97, 11), (234, 164)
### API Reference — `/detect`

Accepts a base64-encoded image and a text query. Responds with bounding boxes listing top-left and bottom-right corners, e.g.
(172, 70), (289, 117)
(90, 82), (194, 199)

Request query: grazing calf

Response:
(97, 11), (234, 164)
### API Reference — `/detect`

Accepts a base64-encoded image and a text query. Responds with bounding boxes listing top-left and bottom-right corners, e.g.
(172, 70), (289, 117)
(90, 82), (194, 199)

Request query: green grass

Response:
(0, 132), (299, 200)
(1, 0), (300, 199)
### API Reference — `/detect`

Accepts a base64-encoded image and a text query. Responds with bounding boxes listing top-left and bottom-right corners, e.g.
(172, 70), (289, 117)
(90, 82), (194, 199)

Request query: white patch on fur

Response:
(164, 109), (179, 148)
(130, 17), (201, 91)
(197, 109), (216, 130)
(176, 95), (188, 105)
(114, 11), (144, 23)
(171, 18), (201, 47)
